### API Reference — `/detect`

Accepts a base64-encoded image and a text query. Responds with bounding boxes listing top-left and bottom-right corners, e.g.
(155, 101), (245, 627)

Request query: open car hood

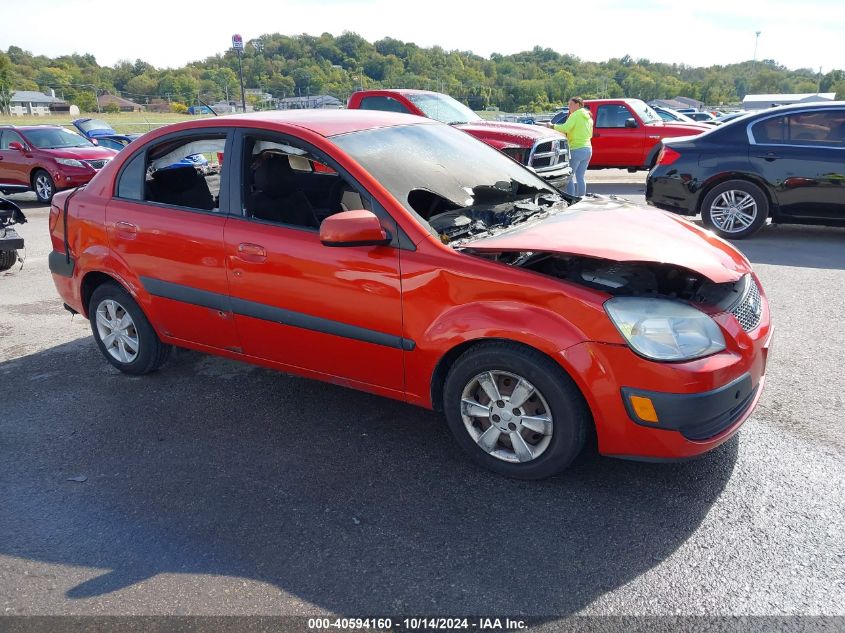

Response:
(458, 195), (750, 283)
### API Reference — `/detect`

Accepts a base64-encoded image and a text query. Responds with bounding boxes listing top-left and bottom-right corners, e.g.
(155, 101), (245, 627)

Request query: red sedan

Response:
(49, 111), (771, 479)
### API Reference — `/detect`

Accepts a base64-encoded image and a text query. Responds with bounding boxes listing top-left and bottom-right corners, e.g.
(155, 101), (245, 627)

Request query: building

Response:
(741, 93), (836, 110)
(277, 95), (343, 110)
(9, 90), (69, 116)
(97, 94), (144, 112)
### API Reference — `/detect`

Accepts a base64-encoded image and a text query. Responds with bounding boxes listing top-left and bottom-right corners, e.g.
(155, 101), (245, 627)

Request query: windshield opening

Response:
(24, 128), (94, 149)
(331, 123), (564, 243)
(407, 93), (482, 125)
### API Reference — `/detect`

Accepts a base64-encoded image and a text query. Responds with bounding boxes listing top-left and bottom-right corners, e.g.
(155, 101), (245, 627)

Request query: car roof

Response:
(355, 88), (438, 96)
(0, 124), (72, 131)
(162, 109), (436, 138)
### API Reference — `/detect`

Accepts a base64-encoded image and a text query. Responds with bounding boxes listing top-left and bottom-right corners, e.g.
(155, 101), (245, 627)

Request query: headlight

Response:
(56, 158), (85, 168)
(605, 297), (726, 361)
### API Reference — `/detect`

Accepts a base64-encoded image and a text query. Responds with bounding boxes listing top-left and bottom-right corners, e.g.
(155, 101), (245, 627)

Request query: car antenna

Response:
(197, 97), (218, 116)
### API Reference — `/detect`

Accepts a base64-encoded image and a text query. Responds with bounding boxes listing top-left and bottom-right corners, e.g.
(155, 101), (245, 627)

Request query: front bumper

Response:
(540, 166), (573, 191)
(0, 227), (24, 251)
(561, 308), (772, 460)
(51, 167), (99, 191)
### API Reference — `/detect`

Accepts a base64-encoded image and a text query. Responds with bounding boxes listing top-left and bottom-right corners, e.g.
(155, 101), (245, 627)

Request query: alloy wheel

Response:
(95, 299), (140, 363)
(708, 190), (757, 234)
(460, 370), (554, 463)
(35, 174), (53, 201)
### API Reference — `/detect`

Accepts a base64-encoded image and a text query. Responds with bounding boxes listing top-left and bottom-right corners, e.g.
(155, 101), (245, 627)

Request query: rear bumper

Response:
(0, 228), (24, 251)
(645, 171), (700, 216)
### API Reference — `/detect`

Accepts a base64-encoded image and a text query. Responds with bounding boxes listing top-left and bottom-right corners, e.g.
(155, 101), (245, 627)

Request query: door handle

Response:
(236, 242), (267, 263)
(593, 133), (601, 137)
(115, 221), (138, 239)
(756, 152), (781, 161)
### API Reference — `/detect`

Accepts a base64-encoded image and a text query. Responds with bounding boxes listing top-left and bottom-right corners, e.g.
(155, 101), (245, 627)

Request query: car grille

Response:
(528, 138), (569, 172)
(84, 159), (110, 170)
(729, 276), (763, 332)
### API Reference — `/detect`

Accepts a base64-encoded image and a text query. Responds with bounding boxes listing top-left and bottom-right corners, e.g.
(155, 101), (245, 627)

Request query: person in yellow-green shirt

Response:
(553, 97), (593, 197)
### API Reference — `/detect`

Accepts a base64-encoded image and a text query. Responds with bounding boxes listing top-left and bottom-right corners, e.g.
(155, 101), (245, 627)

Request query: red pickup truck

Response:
(551, 99), (709, 171)
(348, 89), (572, 189)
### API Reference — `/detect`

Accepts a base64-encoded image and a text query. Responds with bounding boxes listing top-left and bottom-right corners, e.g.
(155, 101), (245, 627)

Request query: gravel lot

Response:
(1, 170), (843, 622)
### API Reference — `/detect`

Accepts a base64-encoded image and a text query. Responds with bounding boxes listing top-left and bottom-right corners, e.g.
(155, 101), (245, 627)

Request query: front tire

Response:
(443, 342), (590, 479)
(701, 180), (769, 239)
(32, 169), (56, 204)
(88, 282), (171, 375)
(0, 249), (18, 271)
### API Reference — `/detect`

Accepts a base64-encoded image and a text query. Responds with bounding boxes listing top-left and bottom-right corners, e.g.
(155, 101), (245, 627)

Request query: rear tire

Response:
(32, 169), (56, 204)
(88, 282), (171, 375)
(443, 342), (590, 479)
(701, 180), (768, 239)
(0, 249), (17, 271)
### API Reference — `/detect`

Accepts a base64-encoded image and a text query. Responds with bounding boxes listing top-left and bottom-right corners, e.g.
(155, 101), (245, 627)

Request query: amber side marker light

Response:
(630, 395), (659, 423)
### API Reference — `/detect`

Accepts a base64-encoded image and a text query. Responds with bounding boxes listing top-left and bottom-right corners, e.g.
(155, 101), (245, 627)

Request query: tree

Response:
(0, 52), (12, 115)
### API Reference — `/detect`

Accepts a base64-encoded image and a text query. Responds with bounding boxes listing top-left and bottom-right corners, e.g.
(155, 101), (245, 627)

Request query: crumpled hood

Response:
(459, 195), (751, 283)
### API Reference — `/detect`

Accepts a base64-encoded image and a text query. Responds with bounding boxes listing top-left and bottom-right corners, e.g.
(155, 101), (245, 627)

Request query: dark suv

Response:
(647, 102), (845, 239)
(0, 125), (117, 203)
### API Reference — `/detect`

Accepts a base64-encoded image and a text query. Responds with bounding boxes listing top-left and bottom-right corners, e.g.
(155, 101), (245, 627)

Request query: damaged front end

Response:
(0, 196), (27, 272)
(470, 250), (749, 313)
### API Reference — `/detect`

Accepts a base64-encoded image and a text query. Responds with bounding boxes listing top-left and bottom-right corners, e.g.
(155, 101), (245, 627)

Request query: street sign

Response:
(232, 34), (243, 50)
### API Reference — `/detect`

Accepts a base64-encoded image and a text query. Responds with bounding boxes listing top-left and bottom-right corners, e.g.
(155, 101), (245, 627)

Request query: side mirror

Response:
(8, 141), (26, 151)
(625, 118), (638, 129)
(90, 138), (99, 146)
(320, 210), (391, 247)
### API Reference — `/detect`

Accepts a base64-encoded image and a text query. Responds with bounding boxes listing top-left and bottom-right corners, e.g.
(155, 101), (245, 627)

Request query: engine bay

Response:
(466, 250), (747, 311)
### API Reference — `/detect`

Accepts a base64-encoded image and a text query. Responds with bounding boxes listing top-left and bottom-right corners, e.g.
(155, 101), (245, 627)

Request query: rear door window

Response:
(752, 110), (845, 147)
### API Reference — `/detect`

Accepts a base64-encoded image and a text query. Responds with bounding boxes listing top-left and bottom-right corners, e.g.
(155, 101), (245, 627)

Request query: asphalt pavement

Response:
(1, 171), (843, 623)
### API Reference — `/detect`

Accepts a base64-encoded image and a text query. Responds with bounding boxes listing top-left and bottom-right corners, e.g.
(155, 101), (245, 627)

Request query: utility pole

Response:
(753, 31), (762, 72)
(818, 66), (823, 93)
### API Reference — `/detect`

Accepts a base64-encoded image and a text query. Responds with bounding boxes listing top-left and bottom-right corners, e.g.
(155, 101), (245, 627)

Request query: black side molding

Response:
(49, 251), (75, 277)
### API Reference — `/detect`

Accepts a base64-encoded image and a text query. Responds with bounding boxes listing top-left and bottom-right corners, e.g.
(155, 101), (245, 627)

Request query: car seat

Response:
(250, 153), (319, 228)
(147, 166), (214, 210)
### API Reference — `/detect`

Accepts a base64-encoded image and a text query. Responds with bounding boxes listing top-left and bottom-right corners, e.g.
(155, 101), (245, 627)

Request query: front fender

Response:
(405, 300), (591, 408)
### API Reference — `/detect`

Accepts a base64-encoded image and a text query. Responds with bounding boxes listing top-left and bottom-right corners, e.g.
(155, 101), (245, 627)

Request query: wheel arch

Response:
(429, 337), (590, 417)
(80, 270), (133, 318)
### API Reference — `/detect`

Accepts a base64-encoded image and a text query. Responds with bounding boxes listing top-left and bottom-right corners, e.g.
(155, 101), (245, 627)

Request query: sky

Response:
(1, 0), (843, 72)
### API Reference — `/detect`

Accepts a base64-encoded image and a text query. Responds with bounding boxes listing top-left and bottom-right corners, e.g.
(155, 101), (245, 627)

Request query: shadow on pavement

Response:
(1, 338), (739, 615)
(729, 224), (845, 270)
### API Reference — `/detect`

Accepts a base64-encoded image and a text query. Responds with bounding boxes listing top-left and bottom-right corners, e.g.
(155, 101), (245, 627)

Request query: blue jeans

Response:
(566, 146), (592, 197)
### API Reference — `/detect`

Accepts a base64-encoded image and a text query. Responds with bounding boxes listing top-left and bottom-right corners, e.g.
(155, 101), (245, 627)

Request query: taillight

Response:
(656, 147), (681, 166)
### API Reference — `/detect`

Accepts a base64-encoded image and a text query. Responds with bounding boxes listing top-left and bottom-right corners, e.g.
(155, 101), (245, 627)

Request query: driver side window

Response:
(595, 105), (634, 129)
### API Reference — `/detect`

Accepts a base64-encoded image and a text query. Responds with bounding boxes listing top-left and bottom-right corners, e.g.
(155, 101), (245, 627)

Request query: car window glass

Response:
(0, 131), (26, 149)
(358, 96), (411, 114)
(116, 152), (145, 200)
(595, 105), (633, 128)
(751, 116), (786, 144)
(242, 134), (372, 231)
(143, 134), (226, 211)
(785, 110), (845, 146)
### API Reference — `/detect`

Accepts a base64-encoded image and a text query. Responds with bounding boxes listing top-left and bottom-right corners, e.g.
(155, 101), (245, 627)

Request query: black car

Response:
(646, 102), (845, 239)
